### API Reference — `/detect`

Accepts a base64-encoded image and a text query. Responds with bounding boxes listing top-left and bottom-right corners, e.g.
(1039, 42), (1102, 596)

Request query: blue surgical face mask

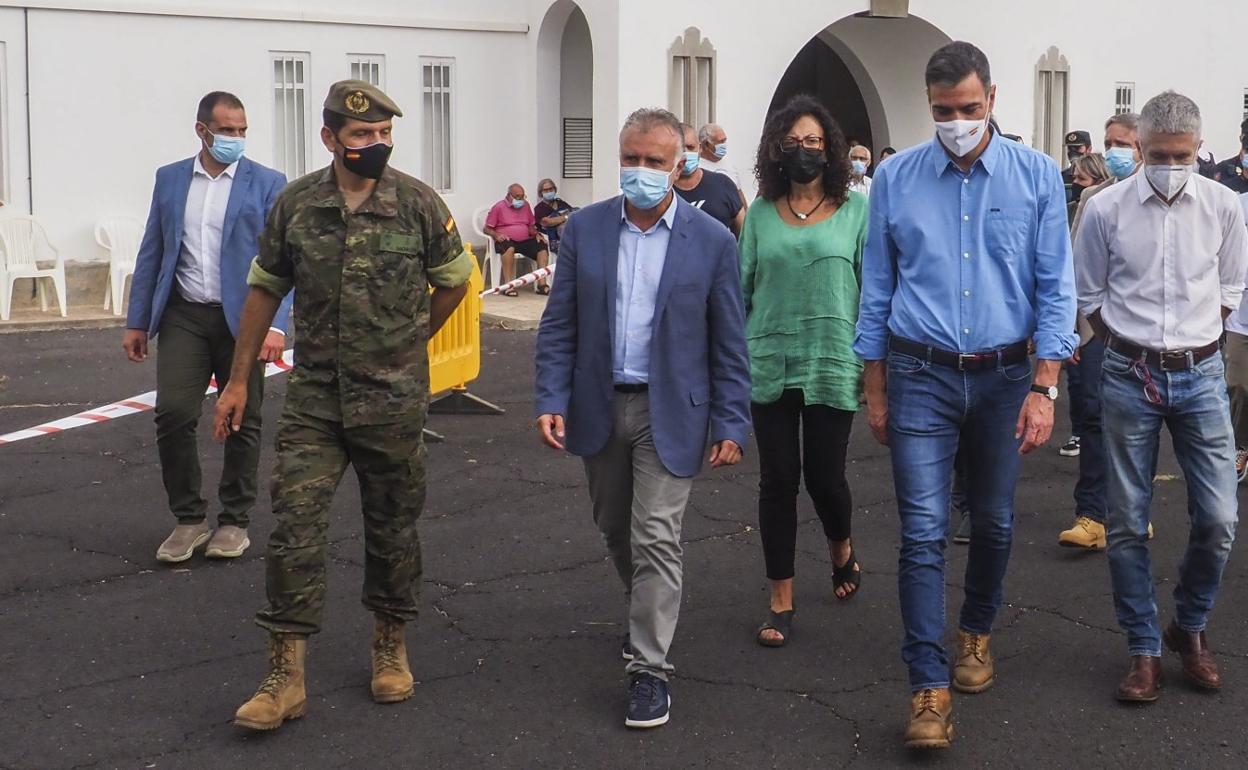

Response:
(851, 159), (868, 176)
(542, 190), (557, 202)
(1104, 147), (1137, 180)
(207, 133), (245, 165)
(620, 165), (675, 209)
(681, 151), (700, 176)
(713, 142), (728, 159)
(510, 197), (525, 209)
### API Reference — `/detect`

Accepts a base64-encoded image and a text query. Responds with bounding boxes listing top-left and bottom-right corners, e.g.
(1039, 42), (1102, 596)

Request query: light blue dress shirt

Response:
(613, 195), (678, 383)
(853, 132), (1077, 361)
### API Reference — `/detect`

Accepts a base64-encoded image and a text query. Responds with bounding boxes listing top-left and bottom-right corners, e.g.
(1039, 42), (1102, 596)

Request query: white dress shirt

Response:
(1075, 171), (1248, 350)
(700, 157), (742, 190)
(1222, 192), (1248, 335)
(849, 174), (872, 197)
(175, 155), (236, 304)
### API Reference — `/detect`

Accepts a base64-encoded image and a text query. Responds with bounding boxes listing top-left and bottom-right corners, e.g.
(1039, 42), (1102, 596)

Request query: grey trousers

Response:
(1225, 331), (1248, 449)
(583, 392), (694, 681)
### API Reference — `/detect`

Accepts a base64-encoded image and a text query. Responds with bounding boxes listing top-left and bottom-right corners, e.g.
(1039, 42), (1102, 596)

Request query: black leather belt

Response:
(888, 335), (1029, 371)
(613, 383), (648, 393)
(1106, 334), (1219, 372)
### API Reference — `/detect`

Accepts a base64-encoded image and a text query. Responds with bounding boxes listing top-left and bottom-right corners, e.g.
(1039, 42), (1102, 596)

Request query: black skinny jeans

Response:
(751, 389), (855, 581)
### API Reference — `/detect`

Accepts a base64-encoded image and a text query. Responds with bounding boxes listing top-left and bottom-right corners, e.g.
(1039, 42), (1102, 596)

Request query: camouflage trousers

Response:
(256, 409), (427, 635)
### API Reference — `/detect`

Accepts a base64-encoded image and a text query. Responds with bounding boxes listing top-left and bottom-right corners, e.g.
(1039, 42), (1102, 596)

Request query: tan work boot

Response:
(372, 615), (414, 704)
(156, 522), (211, 563)
(234, 634), (307, 730)
(904, 688), (954, 749)
(205, 525), (250, 559)
(1058, 516), (1106, 550)
(952, 630), (995, 693)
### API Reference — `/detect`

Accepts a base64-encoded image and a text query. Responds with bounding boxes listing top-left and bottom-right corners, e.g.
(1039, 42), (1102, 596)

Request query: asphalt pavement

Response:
(1, 327), (1246, 769)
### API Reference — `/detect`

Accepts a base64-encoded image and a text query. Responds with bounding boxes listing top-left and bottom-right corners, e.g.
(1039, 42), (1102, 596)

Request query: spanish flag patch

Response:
(444, 216), (456, 233)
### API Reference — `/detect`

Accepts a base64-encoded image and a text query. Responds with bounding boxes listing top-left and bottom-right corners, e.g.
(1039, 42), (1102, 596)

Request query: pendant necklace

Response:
(787, 192), (827, 221)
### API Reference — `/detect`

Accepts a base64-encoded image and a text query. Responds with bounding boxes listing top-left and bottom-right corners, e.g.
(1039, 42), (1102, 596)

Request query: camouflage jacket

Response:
(248, 164), (472, 426)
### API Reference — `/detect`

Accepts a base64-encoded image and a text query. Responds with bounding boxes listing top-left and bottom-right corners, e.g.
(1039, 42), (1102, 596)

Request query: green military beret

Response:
(324, 79), (403, 122)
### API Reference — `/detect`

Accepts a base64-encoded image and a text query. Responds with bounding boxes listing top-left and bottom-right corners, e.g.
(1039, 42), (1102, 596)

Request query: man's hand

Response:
(863, 360), (889, 446)
(537, 414), (565, 450)
(258, 330), (285, 363)
(1015, 393), (1055, 454)
(708, 439), (742, 468)
(213, 383), (248, 441)
(122, 329), (148, 363)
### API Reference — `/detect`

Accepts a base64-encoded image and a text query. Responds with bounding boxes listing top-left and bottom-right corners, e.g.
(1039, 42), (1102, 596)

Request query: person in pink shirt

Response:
(485, 183), (551, 295)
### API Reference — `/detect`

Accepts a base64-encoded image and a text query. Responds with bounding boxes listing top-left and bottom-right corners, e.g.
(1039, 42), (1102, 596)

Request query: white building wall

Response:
(7, 3), (534, 262)
(0, 6), (30, 215)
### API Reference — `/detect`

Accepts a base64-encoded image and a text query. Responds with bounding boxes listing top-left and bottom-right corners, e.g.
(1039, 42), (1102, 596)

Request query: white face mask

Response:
(1144, 163), (1194, 200)
(935, 117), (988, 158)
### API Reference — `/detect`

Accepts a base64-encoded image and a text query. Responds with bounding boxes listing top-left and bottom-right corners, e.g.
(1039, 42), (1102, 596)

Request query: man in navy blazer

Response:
(535, 108), (751, 729)
(123, 91), (291, 564)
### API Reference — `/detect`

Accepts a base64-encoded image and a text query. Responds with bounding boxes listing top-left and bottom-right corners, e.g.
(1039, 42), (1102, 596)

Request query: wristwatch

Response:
(1030, 384), (1059, 401)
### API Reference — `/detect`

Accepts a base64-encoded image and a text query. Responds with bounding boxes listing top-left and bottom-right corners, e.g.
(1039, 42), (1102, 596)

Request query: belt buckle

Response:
(958, 353), (977, 372)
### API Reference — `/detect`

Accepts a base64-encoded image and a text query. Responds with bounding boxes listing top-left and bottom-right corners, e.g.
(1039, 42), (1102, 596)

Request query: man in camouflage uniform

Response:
(212, 80), (473, 730)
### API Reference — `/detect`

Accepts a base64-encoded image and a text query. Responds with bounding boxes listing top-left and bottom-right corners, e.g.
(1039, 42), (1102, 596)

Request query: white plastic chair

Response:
(95, 216), (143, 316)
(0, 215), (67, 321)
(472, 205), (501, 289)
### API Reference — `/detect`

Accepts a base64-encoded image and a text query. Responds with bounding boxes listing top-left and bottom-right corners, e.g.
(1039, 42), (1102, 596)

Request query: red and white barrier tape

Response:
(3, 267), (552, 448)
(0, 349), (294, 446)
(480, 264), (555, 297)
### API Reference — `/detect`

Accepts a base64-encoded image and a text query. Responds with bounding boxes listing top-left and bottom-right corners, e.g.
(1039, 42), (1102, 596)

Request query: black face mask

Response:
(341, 141), (393, 180)
(780, 147), (826, 184)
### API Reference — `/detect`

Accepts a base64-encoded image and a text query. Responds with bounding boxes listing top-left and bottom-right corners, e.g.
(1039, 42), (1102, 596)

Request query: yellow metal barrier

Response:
(427, 243), (483, 397)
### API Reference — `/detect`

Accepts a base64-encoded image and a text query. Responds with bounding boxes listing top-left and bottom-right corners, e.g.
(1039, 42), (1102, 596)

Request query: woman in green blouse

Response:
(741, 94), (868, 647)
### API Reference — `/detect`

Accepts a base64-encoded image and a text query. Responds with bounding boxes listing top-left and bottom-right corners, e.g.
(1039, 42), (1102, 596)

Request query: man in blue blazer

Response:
(123, 91), (291, 564)
(535, 108), (751, 729)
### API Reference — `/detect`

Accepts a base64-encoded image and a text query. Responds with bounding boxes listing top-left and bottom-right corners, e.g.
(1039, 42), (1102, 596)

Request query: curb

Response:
(0, 316), (126, 334)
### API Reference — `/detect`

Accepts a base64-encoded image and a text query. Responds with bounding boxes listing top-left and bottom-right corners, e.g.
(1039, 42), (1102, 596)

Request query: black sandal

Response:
(832, 549), (862, 601)
(755, 608), (795, 648)
(502, 287), (519, 297)
(536, 284), (550, 296)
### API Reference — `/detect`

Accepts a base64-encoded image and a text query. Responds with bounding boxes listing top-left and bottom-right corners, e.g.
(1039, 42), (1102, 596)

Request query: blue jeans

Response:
(886, 350), (1031, 691)
(1101, 348), (1239, 656)
(1073, 340), (1107, 522)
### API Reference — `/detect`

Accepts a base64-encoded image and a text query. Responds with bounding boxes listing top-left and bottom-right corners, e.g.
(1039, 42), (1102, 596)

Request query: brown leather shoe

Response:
(904, 688), (954, 749)
(1115, 655), (1161, 703)
(952, 630), (995, 693)
(1162, 621), (1222, 690)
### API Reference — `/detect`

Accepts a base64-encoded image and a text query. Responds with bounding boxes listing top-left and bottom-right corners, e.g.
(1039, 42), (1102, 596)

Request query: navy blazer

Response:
(535, 195), (751, 478)
(126, 155), (291, 338)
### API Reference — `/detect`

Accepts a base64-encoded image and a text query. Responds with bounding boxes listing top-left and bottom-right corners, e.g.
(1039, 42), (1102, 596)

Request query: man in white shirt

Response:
(848, 144), (872, 197)
(1221, 192), (1248, 481)
(697, 123), (748, 210)
(124, 92), (291, 564)
(1075, 91), (1248, 704)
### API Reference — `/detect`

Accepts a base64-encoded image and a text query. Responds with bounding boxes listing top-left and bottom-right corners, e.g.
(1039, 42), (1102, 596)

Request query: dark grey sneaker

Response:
(625, 673), (670, 729)
(1059, 435), (1081, 457)
(621, 634), (635, 661)
(952, 511), (972, 545)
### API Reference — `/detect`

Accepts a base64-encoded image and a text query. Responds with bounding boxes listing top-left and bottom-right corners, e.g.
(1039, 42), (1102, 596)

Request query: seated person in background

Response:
(485, 183), (550, 295)
(533, 178), (576, 255)
(674, 122), (744, 236)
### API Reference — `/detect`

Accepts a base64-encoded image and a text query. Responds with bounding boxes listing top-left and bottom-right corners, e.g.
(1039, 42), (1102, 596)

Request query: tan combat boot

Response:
(234, 634), (307, 730)
(372, 615), (414, 704)
(904, 688), (954, 749)
(952, 630), (995, 693)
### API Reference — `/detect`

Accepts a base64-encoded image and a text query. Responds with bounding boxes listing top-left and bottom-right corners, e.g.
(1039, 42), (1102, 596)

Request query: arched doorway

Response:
(535, 1), (593, 204)
(769, 14), (951, 158)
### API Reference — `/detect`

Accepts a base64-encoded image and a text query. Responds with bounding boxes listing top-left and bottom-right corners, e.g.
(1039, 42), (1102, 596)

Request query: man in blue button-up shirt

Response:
(853, 42), (1076, 750)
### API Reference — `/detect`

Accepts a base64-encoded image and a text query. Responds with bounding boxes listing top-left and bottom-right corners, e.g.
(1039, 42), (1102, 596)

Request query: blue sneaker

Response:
(625, 673), (670, 728)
